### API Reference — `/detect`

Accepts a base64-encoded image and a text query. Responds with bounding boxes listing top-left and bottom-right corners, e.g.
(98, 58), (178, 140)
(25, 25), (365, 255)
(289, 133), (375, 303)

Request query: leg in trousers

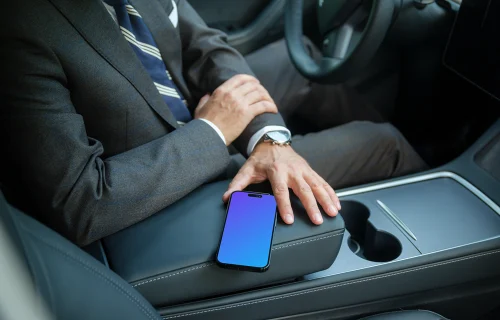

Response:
(243, 38), (428, 188)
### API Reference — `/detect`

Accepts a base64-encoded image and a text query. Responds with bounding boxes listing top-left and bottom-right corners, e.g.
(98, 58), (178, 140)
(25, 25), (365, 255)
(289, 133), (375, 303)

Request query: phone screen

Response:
(217, 191), (277, 271)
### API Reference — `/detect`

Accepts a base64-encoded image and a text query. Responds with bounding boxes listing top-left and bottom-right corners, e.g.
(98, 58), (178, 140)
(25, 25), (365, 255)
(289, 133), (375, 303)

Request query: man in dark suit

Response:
(0, 0), (427, 246)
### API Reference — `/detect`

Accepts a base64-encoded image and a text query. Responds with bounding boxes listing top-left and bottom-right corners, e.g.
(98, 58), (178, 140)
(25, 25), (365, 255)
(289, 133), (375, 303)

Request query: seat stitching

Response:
(271, 232), (343, 251)
(132, 263), (214, 288)
(132, 232), (344, 288)
(161, 249), (500, 319)
(23, 228), (159, 320)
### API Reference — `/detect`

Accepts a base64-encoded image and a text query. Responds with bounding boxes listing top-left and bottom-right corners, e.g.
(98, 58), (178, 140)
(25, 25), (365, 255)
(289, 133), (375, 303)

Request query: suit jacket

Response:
(0, 0), (286, 246)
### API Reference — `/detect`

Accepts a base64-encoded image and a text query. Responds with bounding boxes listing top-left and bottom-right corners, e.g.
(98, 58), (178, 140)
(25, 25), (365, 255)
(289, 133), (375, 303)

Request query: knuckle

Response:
(299, 185), (312, 193)
(309, 180), (321, 189)
(266, 104), (276, 113)
(274, 184), (288, 196)
(257, 101), (269, 110)
(266, 100), (275, 107)
(223, 91), (234, 101)
(273, 184), (288, 198)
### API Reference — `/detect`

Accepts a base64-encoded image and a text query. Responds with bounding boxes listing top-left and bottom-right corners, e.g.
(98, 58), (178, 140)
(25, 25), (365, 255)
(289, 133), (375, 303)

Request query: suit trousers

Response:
(226, 38), (428, 190)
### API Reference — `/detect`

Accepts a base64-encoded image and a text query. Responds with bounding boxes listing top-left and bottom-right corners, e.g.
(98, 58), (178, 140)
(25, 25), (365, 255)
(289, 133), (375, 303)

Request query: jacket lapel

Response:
(47, 0), (179, 129)
(130, 0), (194, 109)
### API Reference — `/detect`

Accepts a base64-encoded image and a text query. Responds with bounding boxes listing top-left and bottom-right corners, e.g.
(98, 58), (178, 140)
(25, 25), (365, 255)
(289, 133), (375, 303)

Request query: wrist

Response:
(246, 126), (291, 156)
(252, 140), (292, 157)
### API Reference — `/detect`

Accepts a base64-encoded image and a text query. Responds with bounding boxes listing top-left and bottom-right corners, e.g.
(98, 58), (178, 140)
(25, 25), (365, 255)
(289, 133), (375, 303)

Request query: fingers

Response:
(290, 175), (323, 225)
(232, 81), (260, 97)
(304, 173), (338, 217)
(223, 167), (255, 202)
(249, 101), (278, 116)
(268, 166), (294, 224)
(246, 85), (277, 116)
(244, 86), (273, 106)
(217, 74), (259, 92)
(315, 173), (341, 210)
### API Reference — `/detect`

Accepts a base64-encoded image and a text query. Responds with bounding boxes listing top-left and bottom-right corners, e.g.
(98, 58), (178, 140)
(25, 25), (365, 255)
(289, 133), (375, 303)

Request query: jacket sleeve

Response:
(175, 0), (287, 156)
(0, 29), (230, 247)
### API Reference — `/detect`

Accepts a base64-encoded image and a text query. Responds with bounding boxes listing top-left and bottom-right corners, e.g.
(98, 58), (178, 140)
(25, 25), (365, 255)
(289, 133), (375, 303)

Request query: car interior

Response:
(1, 0), (500, 319)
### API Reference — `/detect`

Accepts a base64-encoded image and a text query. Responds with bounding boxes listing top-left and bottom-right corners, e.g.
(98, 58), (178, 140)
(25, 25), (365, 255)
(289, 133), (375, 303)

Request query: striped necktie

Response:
(106, 0), (192, 123)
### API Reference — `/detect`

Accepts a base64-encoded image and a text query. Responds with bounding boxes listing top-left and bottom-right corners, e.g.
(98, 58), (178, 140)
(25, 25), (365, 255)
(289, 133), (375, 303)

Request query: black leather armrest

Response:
(102, 180), (344, 307)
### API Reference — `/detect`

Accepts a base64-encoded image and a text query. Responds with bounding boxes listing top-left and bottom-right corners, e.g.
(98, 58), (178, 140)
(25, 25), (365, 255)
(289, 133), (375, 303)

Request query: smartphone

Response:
(216, 191), (277, 272)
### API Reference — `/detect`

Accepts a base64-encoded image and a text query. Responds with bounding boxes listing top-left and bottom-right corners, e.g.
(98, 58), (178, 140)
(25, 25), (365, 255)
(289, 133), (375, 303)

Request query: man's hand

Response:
(194, 74), (277, 146)
(222, 143), (341, 225)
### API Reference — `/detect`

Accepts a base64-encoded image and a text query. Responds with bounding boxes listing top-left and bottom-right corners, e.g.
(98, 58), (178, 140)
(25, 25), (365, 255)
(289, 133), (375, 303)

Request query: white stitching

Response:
(132, 232), (344, 288)
(271, 233), (343, 251)
(162, 249), (500, 319)
(132, 263), (214, 288)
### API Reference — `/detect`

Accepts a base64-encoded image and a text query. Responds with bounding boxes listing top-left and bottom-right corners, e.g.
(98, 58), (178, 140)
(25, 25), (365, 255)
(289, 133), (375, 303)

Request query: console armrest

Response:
(102, 180), (344, 307)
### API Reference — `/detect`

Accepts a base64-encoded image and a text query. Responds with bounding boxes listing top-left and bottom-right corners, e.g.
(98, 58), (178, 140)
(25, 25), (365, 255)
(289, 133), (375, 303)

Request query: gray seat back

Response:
(0, 192), (161, 320)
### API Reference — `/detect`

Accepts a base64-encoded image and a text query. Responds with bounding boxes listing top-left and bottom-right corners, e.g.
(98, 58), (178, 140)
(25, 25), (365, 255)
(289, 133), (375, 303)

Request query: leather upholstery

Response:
(360, 310), (447, 320)
(0, 193), (162, 320)
(103, 180), (345, 306)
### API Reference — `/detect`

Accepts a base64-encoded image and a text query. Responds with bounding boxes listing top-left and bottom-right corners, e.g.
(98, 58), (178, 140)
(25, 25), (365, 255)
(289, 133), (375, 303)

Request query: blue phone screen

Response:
(217, 192), (277, 269)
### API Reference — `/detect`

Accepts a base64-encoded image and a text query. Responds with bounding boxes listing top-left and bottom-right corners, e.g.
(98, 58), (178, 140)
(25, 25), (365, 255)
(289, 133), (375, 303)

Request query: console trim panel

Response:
(337, 171), (500, 215)
(376, 199), (418, 241)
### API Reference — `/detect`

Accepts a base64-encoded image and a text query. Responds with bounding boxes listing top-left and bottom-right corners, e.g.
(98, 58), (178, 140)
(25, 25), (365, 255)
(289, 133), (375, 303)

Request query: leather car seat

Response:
(0, 192), (162, 320)
(0, 192), (447, 320)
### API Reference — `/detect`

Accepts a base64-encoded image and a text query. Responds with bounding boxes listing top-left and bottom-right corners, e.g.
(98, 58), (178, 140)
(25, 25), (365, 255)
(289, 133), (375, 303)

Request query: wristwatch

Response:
(259, 130), (292, 146)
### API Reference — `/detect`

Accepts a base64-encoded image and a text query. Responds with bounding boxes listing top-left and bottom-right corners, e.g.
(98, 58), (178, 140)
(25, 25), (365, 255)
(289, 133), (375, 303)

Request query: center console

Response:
(304, 171), (500, 280)
(156, 120), (500, 319)
(306, 171), (500, 280)
(97, 120), (500, 320)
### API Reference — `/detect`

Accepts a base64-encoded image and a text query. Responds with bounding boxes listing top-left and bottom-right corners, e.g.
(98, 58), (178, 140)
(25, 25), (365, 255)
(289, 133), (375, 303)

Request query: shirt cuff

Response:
(247, 126), (291, 156)
(199, 118), (226, 145)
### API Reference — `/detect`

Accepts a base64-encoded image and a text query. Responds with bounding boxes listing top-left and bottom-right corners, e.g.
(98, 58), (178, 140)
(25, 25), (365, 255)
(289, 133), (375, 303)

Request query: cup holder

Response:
(340, 200), (402, 262)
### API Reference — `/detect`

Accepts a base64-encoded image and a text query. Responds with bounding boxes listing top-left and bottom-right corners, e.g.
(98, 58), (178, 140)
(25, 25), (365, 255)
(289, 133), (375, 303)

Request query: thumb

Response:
(222, 169), (255, 202)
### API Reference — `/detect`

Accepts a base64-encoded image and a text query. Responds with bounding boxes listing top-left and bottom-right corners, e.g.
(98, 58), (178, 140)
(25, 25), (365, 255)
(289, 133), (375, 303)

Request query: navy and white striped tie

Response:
(107, 0), (192, 122)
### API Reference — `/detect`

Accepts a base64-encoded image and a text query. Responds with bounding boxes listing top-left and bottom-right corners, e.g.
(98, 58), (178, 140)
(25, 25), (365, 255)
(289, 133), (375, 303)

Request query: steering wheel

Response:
(285, 0), (395, 84)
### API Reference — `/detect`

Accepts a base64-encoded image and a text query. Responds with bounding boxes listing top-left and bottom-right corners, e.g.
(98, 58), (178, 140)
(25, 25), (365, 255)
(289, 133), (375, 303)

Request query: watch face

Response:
(267, 131), (290, 143)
